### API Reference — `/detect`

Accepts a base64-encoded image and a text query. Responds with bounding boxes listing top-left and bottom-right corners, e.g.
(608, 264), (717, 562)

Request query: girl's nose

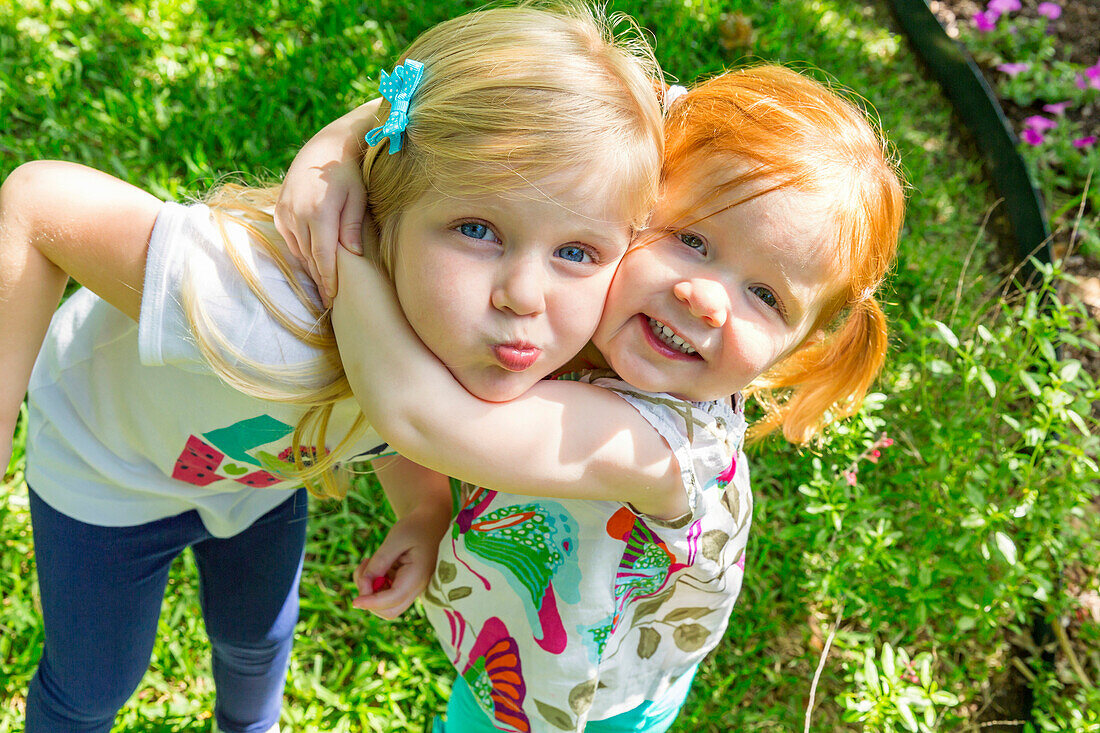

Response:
(491, 257), (547, 316)
(673, 280), (728, 328)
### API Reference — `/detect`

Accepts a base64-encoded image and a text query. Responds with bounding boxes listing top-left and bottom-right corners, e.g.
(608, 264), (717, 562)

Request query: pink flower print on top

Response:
(172, 436), (225, 486)
(463, 617), (531, 733)
(459, 496), (578, 654)
(716, 457), (737, 488)
(605, 508), (686, 634)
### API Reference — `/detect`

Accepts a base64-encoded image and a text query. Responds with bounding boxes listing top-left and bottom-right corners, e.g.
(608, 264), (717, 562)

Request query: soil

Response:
(918, 2), (1100, 730)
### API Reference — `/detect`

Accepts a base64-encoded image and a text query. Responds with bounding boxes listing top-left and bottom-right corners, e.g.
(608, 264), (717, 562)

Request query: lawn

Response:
(2, 0), (1098, 731)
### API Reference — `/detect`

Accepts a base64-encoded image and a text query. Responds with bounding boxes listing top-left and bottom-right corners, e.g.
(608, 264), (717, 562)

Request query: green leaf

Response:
(1059, 360), (1081, 382)
(1019, 372), (1041, 396)
(1065, 409), (1090, 436)
(881, 643), (896, 678)
(663, 607), (716, 622)
(533, 699), (575, 730)
(929, 359), (954, 375)
(864, 651), (881, 696)
(1038, 338), (1057, 364)
(932, 320), (959, 348)
(447, 586), (472, 601)
(897, 698), (919, 731)
(672, 623), (710, 652)
(637, 627), (661, 659)
(995, 532), (1017, 565)
(931, 690), (959, 706)
(977, 367), (997, 398)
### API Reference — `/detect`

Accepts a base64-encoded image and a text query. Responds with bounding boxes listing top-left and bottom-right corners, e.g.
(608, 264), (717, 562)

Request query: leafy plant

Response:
(840, 644), (961, 732)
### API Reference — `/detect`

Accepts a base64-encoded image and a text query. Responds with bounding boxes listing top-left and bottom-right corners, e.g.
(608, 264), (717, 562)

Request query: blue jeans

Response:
(435, 664), (699, 732)
(25, 487), (308, 733)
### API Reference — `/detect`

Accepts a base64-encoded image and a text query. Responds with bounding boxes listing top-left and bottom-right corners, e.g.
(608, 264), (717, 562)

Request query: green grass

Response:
(3, 1), (1098, 731)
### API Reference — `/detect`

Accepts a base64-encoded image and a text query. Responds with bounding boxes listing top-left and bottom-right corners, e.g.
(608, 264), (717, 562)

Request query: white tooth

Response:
(662, 325), (673, 338)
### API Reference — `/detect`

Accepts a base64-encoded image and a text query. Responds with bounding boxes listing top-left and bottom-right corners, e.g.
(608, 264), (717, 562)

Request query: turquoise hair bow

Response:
(365, 59), (425, 155)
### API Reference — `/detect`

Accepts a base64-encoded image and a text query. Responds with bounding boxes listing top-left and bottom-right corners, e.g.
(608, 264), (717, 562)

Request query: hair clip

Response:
(365, 59), (425, 155)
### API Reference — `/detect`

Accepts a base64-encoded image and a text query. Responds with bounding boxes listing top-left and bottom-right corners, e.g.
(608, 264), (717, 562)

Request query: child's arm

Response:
(273, 98), (383, 306)
(353, 455), (452, 619)
(0, 161), (161, 469)
(332, 249), (689, 520)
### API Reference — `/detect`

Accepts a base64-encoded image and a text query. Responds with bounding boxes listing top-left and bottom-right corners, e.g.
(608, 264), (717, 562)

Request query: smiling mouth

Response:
(646, 317), (698, 356)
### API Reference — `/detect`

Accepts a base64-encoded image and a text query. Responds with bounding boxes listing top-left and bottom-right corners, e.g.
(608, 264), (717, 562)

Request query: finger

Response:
(386, 563), (428, 598)
(352, 587), (416, 618)
(308, 221), (341, 303)
(352, 556), (372, 592)
(338, 189), (367, 256)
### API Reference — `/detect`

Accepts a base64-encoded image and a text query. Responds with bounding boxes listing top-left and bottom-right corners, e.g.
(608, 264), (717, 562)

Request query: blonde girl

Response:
(0, 4), (663, 731)
(282, 65), (904, 731)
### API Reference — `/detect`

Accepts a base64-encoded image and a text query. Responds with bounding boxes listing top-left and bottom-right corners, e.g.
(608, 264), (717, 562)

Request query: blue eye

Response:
(555, 245), (593, 263)
(750, 285), (781, 313)
(677, 232), (707, 255)
(458, 222), (498, 242)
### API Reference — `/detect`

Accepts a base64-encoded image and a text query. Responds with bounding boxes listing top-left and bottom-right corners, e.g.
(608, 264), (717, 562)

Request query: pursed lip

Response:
(492, 341), (542, 372)
(638, 314), (702, 361)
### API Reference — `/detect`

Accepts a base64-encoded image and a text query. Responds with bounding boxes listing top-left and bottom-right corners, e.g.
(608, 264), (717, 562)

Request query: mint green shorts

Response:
(434, 664), (699, 732)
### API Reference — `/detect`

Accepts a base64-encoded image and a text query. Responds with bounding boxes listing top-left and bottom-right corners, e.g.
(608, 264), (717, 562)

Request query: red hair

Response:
(663, 66), (905, 443)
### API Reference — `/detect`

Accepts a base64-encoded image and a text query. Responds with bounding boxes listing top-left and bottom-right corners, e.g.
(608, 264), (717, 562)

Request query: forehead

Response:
(420, 161), (641, 231)
(663, 156), (839, 252)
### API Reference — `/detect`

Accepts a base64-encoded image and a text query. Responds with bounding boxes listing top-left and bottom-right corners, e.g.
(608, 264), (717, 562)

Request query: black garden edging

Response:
(885, 0), (1054, 284)
(883, 0), (1058, 727)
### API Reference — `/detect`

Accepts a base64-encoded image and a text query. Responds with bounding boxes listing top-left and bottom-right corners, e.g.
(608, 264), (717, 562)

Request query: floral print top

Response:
(422, 373), (753, 731)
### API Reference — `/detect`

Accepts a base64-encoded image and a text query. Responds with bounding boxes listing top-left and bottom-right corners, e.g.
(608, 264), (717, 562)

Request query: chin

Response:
(457, 374), (537, 403)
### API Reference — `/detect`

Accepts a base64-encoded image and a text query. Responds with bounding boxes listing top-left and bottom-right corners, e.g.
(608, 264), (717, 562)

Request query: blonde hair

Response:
(364, 1), (664, 275)
(662, 65), (905, 444)
(189, 1), (665, 498)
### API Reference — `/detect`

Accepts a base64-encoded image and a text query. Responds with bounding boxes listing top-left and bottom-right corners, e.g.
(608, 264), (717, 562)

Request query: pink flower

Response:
(973, 10), (999, 32)
(867, 449), (882, 464)
(997, 62), (1030, 76)
(1042, 101), (1071, 116)
(1073, 136), (1097, 149)
(1021, 128), (1045, 145)
(1036, 2), (1062, 19)
(1089, 63), (1100, 85)
(1023, 115), (1056, 132)
(843, 470), (858, 486)
(987, 0), (1020, 13)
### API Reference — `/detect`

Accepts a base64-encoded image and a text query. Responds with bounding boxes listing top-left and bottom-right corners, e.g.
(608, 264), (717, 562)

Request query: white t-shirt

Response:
(26, 201), (389, 537)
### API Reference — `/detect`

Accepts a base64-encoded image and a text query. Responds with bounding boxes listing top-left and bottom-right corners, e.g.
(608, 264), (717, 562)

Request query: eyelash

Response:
(676, 231), (707, 255)
(455, 221), (599, 264)
(750, 285), (787, 319)
(555, 244), (598, 264)
(455, 220), (500, 243)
